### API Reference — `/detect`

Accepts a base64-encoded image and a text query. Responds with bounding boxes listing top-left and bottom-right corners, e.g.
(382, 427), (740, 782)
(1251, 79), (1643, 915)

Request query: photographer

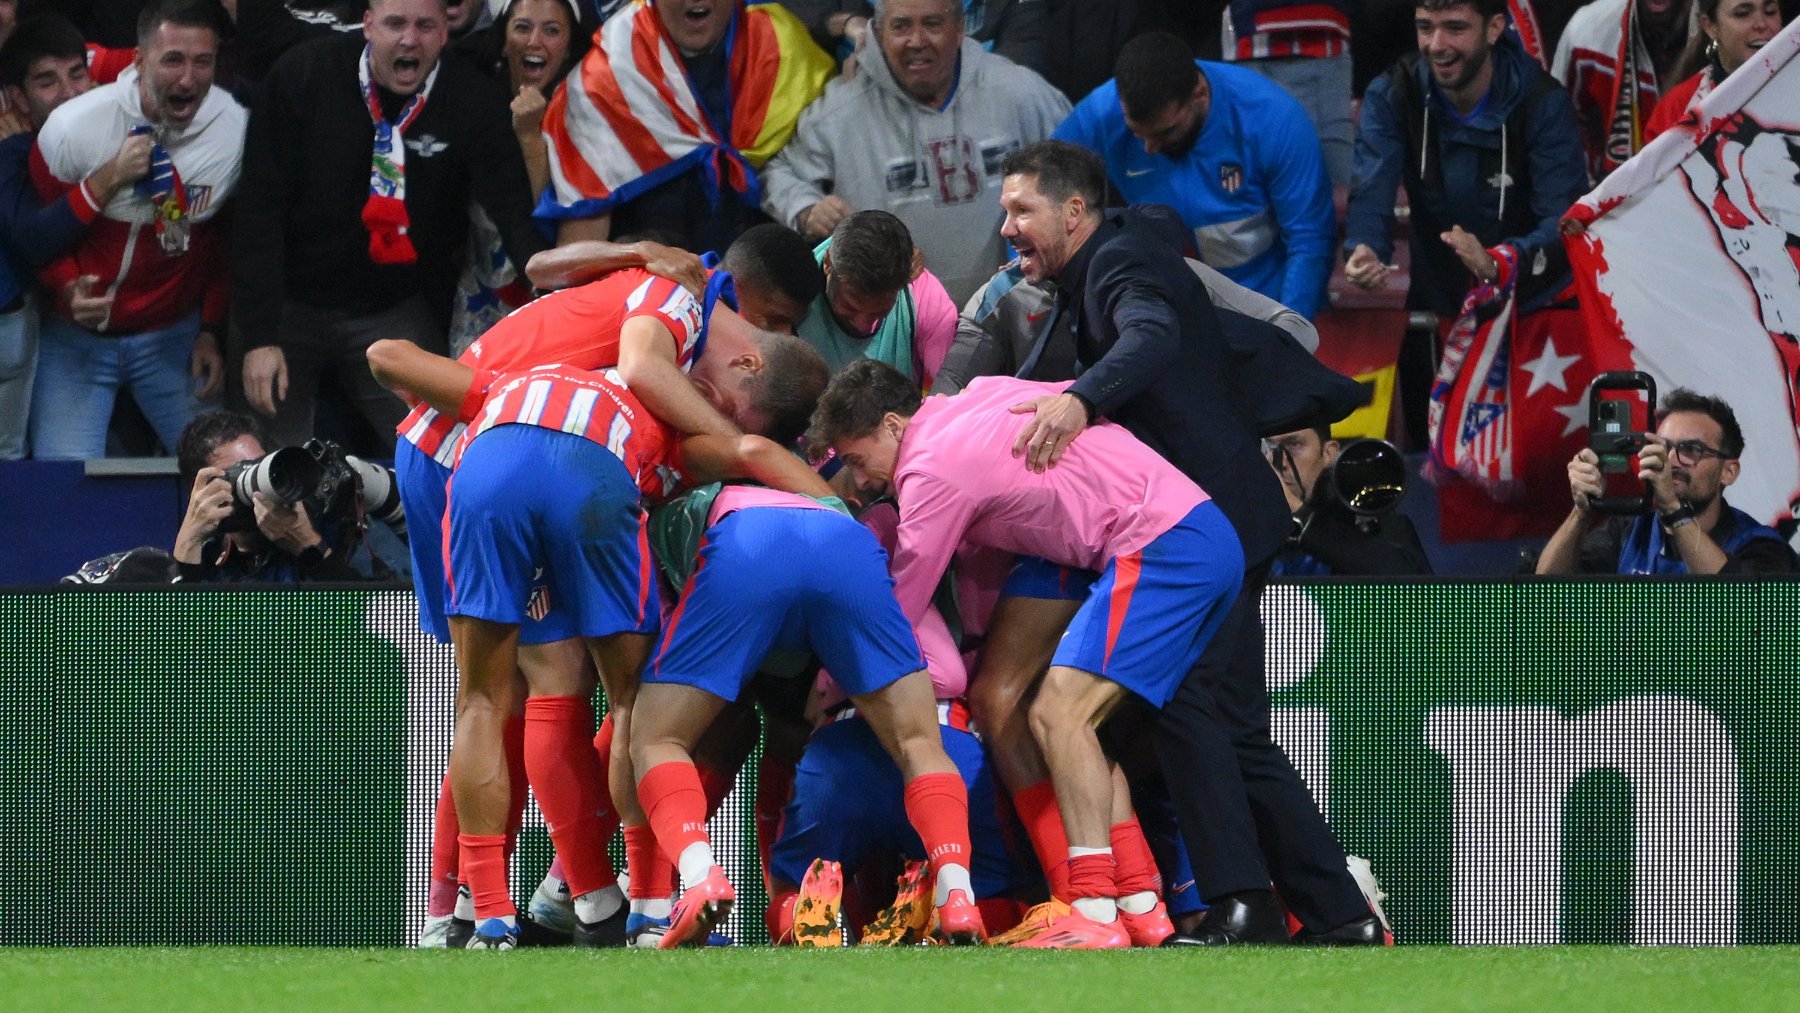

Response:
(171, 409), (397, 582)
(1536, 389), (1797, 576)
(1266, 424), (1432, 576)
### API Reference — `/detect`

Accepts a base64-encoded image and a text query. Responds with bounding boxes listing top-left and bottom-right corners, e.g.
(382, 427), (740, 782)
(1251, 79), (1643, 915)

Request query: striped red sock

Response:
(524, 696), (617, 898)
(1110, 817), (1162, 898)
(1013, 780), (1072, 900)
(458, 833), (516, 920)
(902, 772), (971, 880)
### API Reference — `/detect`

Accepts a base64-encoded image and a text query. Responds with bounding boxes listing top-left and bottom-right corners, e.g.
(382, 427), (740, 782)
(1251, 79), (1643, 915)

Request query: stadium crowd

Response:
(12, 0), (1798, 949)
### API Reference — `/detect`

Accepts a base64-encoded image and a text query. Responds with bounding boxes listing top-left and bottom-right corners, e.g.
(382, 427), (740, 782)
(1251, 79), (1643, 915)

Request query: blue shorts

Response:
(445, 425), (657, 641)
(1051, 501), (1243, 707)
(768, 713), (1030, 899)
(1002, 555), (1098, 601)
(399, 439), (581, 644)
(647, 506), (924, 701)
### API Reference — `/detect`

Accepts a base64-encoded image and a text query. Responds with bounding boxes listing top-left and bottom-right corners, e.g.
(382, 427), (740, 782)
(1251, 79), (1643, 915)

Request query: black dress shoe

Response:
(1292, 914), (1393, 946)
(1159, 891), (1290, 946)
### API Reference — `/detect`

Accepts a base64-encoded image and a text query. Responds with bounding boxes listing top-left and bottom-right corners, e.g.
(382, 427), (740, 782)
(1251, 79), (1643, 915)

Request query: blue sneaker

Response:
(465, 917), (521, 950)
(625, 912), (734, 949)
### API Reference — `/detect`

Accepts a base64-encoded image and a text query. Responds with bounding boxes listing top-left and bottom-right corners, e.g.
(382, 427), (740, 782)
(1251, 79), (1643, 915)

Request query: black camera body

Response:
(218, 439), (405, 539)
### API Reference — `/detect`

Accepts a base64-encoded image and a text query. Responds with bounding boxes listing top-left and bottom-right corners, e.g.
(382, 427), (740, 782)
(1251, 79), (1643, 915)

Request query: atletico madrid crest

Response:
(1219, 162), (1243, 193)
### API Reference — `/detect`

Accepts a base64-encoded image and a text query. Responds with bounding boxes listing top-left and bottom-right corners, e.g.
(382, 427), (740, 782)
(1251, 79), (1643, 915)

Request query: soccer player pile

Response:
(373, 255), (1388, 952)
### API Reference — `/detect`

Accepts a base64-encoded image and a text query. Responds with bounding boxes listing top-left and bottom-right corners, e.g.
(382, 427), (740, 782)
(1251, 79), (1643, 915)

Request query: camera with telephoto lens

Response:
(1319, 438), (1408, 521)
(218, 439), (406, 538)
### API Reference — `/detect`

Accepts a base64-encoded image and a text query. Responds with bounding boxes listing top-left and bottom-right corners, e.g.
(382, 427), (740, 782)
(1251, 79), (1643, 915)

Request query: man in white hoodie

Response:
(761, 0), (1068, 305)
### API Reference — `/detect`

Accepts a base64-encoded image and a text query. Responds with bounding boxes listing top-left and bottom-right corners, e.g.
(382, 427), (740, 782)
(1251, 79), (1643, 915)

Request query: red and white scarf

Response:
(359, 45), (439, 265)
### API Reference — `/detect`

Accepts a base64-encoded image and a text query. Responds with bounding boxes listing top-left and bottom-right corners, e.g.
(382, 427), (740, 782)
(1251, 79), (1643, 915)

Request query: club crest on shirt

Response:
(1219, 162), (1244, 193)
(184, 184), (213, 216)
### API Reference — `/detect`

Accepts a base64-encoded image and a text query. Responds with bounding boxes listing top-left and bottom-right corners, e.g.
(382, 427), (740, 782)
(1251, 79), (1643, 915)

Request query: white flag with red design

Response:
(1564, 18), (1800, 531)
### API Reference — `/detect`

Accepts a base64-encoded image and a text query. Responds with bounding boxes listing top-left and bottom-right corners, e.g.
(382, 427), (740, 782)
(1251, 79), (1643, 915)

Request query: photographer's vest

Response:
(1615, 503), (1788, 575)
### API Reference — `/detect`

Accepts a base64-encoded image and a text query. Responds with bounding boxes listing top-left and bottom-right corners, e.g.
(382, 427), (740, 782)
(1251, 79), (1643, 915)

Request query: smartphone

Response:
(1587, 371), (1656, 515)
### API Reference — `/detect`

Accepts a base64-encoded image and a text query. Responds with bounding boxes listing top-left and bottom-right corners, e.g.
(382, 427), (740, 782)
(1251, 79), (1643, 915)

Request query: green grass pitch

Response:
(4, 947), (1798, 1012)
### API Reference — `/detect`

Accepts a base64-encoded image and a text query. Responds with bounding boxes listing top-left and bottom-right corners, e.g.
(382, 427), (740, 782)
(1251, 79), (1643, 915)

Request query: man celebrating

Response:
(808, 360), (1244, 949)
(1536, 388), (1798, 575)
(28, 0), (236, 459)
(994, 140), (1381, 946)
(1053, 31), (1335, 319)
(0, 13), (153, 459)
(1343, 0), (1588, 322)
(761, 0), (1068, 304)
(541, 0), (834, 254)
(235, 0), (544, 453)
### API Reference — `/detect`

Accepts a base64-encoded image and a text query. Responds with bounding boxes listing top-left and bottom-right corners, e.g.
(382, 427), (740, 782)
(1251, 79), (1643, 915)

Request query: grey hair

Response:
(871, 0), (966, 28)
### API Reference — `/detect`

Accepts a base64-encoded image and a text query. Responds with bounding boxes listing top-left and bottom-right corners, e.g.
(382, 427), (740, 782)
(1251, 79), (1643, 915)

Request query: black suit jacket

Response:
(1050, 207), (1364, 567)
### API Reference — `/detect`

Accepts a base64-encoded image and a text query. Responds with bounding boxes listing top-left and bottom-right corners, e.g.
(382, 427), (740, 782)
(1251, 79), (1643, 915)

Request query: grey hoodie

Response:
(760, 35), (1069, 305)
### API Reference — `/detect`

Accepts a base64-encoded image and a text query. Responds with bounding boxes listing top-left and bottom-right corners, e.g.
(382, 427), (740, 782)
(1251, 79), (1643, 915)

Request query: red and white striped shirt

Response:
(399, 269), (702, 464)
(455, 365), (682, 501)
(1227, 3), (1351, 61)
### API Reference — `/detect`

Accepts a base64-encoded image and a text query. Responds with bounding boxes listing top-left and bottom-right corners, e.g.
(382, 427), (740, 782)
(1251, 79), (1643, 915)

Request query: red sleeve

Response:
(28, 142), (82, 305)
(622, 276), (704, 367)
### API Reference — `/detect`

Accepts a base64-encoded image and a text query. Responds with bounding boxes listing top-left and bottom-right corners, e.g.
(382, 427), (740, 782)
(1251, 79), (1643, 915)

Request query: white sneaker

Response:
(1346, 855), (1392, 932)
(419, 914), (452, 948)
(528, 877), (578, 936)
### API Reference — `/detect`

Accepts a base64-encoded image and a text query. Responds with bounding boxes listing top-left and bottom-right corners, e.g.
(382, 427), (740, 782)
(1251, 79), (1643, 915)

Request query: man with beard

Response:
(1536, 389), (1798, 575)
(1342, 0), (1587, 323)
(233, 0), (544, 455)
(1554, 0), (1695, 180)
(1051, 31), (1334, 320)
(27, 0), (237, 459)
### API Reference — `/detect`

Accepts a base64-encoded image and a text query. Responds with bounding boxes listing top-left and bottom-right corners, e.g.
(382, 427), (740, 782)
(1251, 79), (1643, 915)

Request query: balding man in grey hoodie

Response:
(761, 0), (1068, 305)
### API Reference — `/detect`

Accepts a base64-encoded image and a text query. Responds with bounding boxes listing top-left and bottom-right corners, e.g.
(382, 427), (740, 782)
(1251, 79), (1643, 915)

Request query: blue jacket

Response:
(1344, 37), (1589, 318)
(1054, 60), (1334, 319)
(0, 132), (93, 306)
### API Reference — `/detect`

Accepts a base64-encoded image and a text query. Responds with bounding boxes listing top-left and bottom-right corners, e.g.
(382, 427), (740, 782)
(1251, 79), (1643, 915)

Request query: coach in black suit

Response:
(997, 140), (1384, 946)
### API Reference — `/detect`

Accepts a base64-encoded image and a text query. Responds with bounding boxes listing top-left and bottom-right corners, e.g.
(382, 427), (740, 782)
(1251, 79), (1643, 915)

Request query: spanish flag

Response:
(541, 0), (833, 220)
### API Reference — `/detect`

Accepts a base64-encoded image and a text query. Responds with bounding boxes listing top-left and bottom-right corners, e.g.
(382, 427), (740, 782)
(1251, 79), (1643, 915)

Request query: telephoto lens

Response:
(346, 455), (407, 538)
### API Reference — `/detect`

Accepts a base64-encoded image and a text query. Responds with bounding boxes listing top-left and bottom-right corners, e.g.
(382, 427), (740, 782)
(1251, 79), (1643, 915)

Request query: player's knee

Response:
(967, 668), (1026, 727)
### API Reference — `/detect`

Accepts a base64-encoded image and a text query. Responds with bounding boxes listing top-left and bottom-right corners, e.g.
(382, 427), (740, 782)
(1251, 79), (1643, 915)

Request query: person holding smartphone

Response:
(1535, 388), (1797, 575)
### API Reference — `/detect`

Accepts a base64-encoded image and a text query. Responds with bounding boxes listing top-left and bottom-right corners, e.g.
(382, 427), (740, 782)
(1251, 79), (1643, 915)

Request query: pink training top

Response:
(706, 484), (836, 526)
(889, 376), (1209, 625)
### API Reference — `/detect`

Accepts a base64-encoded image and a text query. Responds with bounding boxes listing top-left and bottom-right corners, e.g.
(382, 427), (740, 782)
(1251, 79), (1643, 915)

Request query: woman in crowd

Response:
(1645, 0), (1784, 141)
(448, 0), (590, 352)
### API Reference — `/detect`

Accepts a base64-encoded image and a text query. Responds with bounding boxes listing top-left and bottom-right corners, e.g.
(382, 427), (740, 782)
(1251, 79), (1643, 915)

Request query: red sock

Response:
(757, 756), (796, 896)
(524, 696), (618, 898)
(503, 715), (527, 860)
(458, 833), (516, 920)
(1013, 780), (1072, 900)
(637, 761), (713, 867)
(592, 712), (614, 769)
(623, 824), (675, 900)
(1067, 852), (1118, 903)
(428, 769), (460, 917)
(902, 772), (972, 883)
(696, 760), (734, 817)
(1110, 817), (1162, 898)
(766, 890), (798, 944)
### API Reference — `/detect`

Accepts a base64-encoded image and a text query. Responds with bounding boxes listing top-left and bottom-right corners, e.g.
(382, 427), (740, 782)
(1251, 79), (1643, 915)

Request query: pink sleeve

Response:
(909, 269), (959, 390)
(914, 605), (968, 700)
(890, 471), (973, 625)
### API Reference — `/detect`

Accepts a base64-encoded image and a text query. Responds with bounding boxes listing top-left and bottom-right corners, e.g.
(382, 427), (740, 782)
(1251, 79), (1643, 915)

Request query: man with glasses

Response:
(1536, 388), (1798, 575)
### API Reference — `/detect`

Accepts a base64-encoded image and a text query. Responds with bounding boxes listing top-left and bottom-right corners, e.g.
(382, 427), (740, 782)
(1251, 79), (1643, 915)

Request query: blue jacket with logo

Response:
(1052, 60), (1333, 319)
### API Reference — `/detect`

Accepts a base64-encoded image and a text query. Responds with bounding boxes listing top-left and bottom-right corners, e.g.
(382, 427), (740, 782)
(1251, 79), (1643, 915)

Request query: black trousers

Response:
(1153, 561), (1369, 931)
